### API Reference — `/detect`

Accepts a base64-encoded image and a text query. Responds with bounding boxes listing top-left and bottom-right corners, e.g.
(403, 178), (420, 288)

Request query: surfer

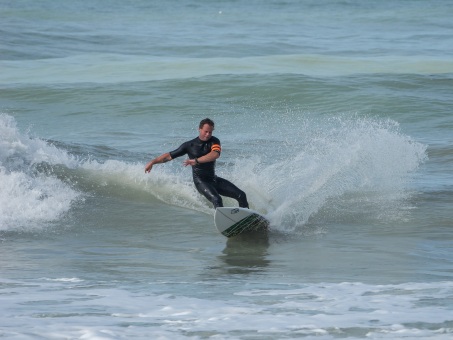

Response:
(145, 118), (249, 209)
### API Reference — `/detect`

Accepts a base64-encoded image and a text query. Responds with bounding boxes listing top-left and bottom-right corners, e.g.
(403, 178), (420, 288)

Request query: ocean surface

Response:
(1, 0), (453, 339)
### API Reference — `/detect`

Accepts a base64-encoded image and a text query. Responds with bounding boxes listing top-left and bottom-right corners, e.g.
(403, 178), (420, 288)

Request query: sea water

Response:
(1, 0), (453, 339)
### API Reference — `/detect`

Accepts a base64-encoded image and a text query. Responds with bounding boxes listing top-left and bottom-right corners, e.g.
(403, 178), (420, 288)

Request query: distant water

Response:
(1, 1), (453, 339)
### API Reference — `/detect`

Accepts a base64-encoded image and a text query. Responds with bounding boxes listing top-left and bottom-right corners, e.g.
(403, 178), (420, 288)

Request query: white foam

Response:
(0, 114), (80, 231)
(43, 277), (84, 283)
(1, 279), (452, 339)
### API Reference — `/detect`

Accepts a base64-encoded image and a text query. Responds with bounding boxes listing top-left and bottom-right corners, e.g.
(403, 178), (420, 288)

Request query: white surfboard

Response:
(214, 207), (269, 238)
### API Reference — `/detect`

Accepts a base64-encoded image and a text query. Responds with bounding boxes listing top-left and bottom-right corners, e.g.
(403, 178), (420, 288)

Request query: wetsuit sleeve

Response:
(169, 142), (188, 159)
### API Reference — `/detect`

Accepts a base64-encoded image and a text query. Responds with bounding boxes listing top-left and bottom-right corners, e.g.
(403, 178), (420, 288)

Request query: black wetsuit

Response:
(169, 136), (249, 209)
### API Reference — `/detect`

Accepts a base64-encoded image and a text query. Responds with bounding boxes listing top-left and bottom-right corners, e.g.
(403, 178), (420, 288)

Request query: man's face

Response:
(198, 124), (214, 141)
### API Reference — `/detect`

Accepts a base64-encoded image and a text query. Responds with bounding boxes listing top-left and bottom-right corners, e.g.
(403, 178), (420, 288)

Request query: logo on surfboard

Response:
(230, 208), (239, 214)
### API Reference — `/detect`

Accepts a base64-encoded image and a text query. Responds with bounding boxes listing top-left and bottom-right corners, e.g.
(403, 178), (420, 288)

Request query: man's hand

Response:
(145, 161), (154, 173)
(183, 159), (197, 167)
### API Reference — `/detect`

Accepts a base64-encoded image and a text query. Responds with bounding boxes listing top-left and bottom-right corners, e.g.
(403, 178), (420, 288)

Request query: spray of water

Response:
(228, 115), (427, 231)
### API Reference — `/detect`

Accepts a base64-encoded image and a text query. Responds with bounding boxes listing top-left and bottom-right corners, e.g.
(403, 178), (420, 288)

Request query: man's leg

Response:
(214, 177), (249, 208)
(194, 179), (223, 208)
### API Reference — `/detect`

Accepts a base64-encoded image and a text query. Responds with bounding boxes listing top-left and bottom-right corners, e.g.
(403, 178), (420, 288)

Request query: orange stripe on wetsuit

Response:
(211, 144), (221, 154)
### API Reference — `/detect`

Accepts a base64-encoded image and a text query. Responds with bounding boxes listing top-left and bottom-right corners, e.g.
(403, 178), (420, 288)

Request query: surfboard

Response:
(214, 207), (269, 238)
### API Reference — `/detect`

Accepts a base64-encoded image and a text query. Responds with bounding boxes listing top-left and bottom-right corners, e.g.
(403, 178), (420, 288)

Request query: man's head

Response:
(198, 118), (215, 141)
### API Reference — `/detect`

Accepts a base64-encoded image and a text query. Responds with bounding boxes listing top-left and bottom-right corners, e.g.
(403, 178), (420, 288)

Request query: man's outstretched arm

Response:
(145, 152), (172, 173)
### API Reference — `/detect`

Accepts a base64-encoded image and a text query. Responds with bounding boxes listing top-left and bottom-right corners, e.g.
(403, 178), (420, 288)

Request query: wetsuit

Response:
(169, 136), (249, 209)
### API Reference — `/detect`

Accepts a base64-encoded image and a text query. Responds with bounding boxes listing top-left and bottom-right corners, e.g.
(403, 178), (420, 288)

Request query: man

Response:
(145, 118), (249, 209)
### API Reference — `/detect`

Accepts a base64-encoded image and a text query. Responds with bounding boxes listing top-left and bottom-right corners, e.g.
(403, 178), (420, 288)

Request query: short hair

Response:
(199, 118), (215, 129)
